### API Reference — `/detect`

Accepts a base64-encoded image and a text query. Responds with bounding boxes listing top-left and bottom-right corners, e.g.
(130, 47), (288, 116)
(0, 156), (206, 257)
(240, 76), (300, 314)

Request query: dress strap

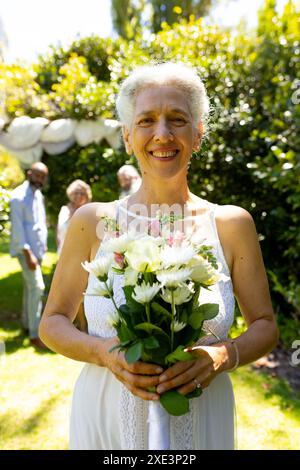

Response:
(208, 203), (231, 277)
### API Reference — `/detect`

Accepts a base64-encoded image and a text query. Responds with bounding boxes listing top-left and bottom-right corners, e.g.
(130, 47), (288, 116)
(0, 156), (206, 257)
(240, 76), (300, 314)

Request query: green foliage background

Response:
(0, 0), (299, 335)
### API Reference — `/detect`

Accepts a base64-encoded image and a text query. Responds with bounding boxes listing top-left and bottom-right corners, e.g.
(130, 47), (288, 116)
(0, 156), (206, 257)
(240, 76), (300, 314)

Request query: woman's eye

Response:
(171, 117), (186, 123)
(138, 118), (153, 124)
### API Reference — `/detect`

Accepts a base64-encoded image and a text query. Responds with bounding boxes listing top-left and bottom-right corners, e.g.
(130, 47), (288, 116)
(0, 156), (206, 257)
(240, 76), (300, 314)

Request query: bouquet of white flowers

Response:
(82, 215), (228, 449)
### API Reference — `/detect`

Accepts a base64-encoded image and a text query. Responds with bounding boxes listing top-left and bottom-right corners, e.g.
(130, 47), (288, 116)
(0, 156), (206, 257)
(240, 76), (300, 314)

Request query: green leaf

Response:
(151, 301), (172, 319)
(143, 336), (160, 349)
(160, 390), (189, 416)
(186, 388), (203, 399)
(123, 285), (144, 313)
(118, 321), (137, 342)
(189, 303), (219, 329)
(108, 340), (131, 353)
(125, 341), (143, 364)
(112, 266), (124, 274)
(135, 322), (168, 337)
(165, 345), (195, 365)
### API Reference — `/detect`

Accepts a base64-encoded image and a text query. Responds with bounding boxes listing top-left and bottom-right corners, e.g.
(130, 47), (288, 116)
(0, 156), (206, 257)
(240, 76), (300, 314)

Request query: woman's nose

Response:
(153, 119), (174, 143)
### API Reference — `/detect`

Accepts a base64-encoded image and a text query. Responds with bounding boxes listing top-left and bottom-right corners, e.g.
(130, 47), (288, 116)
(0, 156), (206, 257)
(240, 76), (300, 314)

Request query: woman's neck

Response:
(129, 176), (192, 207)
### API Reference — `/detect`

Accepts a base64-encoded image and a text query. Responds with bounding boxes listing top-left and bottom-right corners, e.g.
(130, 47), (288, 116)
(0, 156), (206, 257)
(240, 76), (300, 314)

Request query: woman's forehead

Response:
(134, 85), (191, 116)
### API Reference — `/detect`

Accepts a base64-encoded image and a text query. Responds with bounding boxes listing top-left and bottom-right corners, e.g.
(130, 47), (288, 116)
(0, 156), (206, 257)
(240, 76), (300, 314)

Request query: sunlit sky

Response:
(0, 0), (287, 63)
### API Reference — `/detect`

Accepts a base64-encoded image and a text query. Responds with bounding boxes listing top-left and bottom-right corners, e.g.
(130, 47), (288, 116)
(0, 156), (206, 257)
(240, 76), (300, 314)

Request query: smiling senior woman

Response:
(39, 63), (279, 450)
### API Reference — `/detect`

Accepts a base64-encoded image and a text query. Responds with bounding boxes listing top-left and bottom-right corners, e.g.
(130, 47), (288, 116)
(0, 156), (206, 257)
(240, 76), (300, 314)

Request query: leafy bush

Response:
(0, 149), (25, 238)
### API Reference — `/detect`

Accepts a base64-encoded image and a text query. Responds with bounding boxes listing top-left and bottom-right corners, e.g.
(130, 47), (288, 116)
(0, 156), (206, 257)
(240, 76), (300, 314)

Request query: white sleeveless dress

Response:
(69, 199), (236, 450)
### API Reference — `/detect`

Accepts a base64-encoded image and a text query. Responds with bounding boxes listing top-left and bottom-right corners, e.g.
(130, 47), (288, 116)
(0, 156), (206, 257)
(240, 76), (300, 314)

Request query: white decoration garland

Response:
(0, 116), (121, 167)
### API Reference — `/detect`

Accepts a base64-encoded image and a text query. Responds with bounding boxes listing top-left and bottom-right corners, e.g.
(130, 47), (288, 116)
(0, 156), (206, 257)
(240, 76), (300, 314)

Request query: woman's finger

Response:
(124, 359), (164, 376)
(118, 370), (160, 401)
(156, 363), (201, 394)
(158, 360), (195, 384)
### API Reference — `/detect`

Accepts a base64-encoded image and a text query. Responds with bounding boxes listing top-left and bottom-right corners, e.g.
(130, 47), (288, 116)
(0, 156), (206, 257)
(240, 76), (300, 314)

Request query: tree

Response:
(111, 0), (145, 39)
(111, 0), (220, 37)
(151, 0), (215, 33)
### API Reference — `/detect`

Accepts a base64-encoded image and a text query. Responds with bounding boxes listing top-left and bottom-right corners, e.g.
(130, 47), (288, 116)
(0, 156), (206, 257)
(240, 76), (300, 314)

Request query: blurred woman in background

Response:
(56, 179), (92, 332)
(57, 179), (92, 255)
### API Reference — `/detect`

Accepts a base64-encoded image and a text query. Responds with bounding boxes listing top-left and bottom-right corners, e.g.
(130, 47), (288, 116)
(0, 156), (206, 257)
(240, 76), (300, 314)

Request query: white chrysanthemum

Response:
(160, 244), (196, 268)
(156, 268), (192, 288)
(132, 282), (161, 304)
(124, 266), (139, 286)
(81, 253), (113, 280)
(84, 276), (113, 298)
(160, 284), (194, 305)
(101, 232), (135, 254)
(173, 320), (187, 332)
(105, 310), (120, 328)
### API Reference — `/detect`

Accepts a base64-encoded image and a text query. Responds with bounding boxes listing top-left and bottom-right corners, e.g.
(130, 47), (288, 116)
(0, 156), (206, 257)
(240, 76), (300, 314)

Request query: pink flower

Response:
(114, 252), (125, 268)
(148, 219), (161, 237)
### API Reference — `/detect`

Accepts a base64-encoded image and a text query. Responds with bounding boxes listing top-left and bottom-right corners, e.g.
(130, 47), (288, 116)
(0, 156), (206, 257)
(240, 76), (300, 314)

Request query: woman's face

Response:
(69, 189), (88, 208)
(123, 85), (202, 180)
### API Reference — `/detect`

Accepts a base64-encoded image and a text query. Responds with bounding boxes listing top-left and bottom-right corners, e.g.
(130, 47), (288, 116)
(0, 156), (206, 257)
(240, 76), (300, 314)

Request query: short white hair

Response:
(117, 164), (140, 178)
(66, 179), (92, 201)
(116, 62), (210, 127)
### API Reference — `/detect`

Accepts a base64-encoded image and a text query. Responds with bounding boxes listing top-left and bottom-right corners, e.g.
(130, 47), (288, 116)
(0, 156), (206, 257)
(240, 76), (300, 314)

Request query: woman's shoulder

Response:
(71, 201), (117, 226)
(214, 203), (257, 249)
(70, 201), (117, 239)
(214, 203), (254, 225)
(60, 201), (118, 259)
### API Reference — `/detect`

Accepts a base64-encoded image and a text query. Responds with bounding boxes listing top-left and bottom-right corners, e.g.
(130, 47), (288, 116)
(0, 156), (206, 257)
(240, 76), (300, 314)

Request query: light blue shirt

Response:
(9, 180), (47, 259)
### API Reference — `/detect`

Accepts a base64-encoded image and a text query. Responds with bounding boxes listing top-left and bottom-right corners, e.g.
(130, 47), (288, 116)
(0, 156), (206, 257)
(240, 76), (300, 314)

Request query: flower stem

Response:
(105, 281), (120, 315)
(171, 289), (176, 351)
(145, 303), (151, 323)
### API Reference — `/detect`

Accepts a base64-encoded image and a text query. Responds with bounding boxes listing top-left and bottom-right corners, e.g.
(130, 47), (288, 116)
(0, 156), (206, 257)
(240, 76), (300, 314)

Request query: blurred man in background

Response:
(117, 164), (141, 198)
(9, 162), (48, 349)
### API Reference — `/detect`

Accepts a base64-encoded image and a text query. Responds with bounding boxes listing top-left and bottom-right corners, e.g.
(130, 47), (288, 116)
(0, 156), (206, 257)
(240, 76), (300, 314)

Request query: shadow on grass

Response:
(239, 366), (300, 422)
(0, 271), (23, 315)
(0, 319), (55, 355)
(0, 393), (61, 442)
(0, 257), (57, 355)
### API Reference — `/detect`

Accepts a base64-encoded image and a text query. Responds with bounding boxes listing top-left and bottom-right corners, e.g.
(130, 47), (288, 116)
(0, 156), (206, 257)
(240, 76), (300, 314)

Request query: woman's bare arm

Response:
(219, 205), (279, 365)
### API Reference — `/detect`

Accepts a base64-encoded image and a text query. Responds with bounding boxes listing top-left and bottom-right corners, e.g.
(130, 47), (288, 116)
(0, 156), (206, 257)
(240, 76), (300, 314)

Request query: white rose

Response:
(190, 256), (227, 285)
(124, 266), (139, 286)
(125, 238), (161, 273)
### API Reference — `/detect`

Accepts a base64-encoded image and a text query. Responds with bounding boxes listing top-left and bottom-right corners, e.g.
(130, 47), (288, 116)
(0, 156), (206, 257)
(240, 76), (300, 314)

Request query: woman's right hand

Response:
(102, 337), (163, 401)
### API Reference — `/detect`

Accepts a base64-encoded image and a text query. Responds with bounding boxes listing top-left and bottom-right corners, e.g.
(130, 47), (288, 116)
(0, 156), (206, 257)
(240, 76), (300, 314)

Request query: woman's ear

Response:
(122, 125), (133, 155)
(193, 122), (204, 151)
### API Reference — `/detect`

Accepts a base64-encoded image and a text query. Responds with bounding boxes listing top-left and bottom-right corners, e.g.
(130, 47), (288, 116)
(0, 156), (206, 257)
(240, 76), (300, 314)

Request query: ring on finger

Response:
(193, 378), (202, 390)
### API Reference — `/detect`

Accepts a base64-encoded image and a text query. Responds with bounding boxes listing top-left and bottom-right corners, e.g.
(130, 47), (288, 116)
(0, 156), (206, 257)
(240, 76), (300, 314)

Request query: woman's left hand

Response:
(156, 342), (230, 396)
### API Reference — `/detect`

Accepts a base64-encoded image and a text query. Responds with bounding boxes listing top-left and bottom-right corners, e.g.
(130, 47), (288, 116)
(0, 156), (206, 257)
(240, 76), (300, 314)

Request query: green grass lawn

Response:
(0, 233), (299, 449)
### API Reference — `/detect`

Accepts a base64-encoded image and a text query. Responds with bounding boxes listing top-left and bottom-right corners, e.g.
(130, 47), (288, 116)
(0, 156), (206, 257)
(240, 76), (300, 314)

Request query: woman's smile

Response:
(147, 147), (180, 162)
